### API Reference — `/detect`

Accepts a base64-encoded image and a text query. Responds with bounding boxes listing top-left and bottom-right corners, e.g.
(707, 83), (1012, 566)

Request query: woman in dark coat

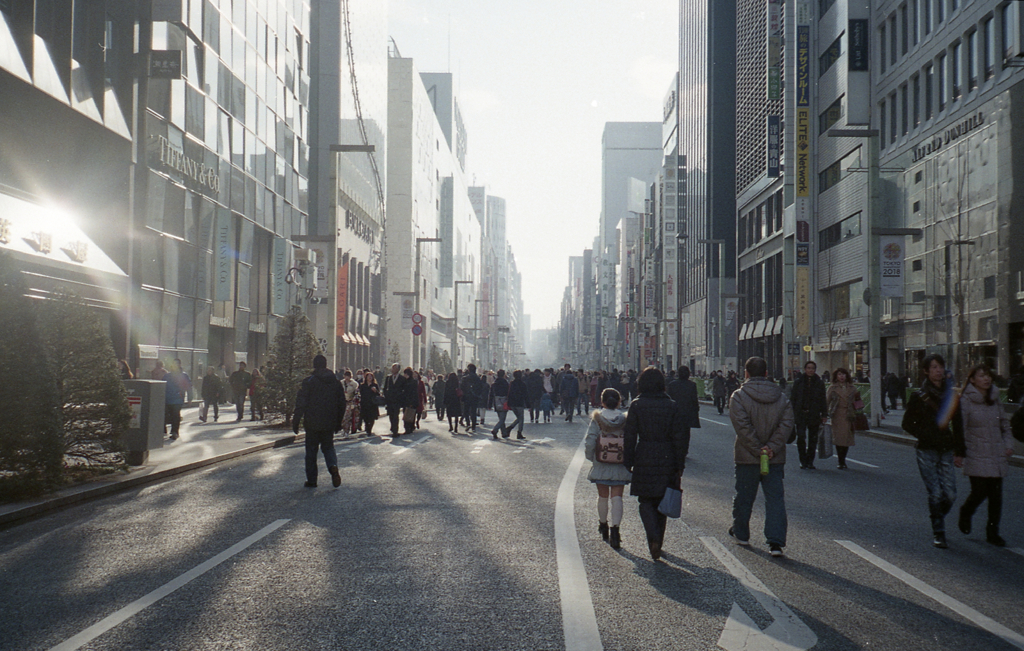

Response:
(443, 372), (463, 433)
(622, 366), (691, 561)
(359, 372), (381, 436)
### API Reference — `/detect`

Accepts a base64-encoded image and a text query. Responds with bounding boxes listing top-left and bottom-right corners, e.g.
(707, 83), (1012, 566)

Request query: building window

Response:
(880, 98), (887, 150)
(913, 259), (923, 271)
(952, 42), (962, 100)
(820, 36), (842, 76)
(891, 15), (898, 65)
(901, 83), (909, 135)
(823, 279), (867, 321)
(880, 24), (888, 73)
(967, 30), (977, 90)
(1003, 4), (1016, 61)
(819, 149), (863, 194)
(819, 96), (844, 134)
(890, 92), (898, 143)
(912, 74), (921, 127)
(984, 275), (996, 299)
(937, 52), (947, 111)
(819, 212), (863, 251)
(936, 0), (944, 25)
(923, 0), (931, 35)
(819, 0), (837, 17)
(902, 4), (910, 55)
(925, 63), (934, 118)
(912, 0), (920, 45)
(984, 17), (995, 80)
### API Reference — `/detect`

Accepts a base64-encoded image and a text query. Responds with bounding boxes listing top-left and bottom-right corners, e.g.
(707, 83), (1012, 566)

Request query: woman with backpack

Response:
(584, 388), (631, 549)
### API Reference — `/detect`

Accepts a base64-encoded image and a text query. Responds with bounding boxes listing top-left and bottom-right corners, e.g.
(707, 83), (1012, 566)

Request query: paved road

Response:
(1, 408), (1022, 650)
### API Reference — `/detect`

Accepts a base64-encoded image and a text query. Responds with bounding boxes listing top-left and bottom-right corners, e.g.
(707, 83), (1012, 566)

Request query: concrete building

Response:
(386, 58), (480, 372)
(873, 0), (1024, 380)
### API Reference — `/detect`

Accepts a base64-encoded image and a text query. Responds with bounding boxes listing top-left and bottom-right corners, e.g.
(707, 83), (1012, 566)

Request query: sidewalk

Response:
(0, 405), (303, 527)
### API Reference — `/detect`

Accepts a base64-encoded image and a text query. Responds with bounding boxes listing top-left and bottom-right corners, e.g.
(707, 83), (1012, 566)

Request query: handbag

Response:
(817, 422), (834, 459)
(852, 394), (865, 411)
(658, 487), (682, 518)
(854, 412), (870, 431)
(373, 394), (387, 406)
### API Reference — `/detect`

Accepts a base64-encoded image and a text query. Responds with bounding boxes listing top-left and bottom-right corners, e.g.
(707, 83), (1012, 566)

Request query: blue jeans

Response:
(733, 464), (787, 547)
(305, 430), (338, 484)
(492, 409), (509, 437)
(916, 449), (956, 533)
(506, 407), (524, 436)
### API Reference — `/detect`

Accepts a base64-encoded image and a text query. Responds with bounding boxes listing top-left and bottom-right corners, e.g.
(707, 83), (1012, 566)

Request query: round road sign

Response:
(411, 324), (423, 336)
(412, 312), (424, 324)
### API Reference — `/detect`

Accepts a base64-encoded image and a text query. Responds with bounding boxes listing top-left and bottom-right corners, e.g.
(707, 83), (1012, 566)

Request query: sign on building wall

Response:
(879, 236), (906, 297)
(796, 267), (811, 336)
(272, 237), (290, 316)
(794, 19), (812, 336)
(767, 0), (782, 100)
(214, 209), (234, 302)
(336, 262), (349, 336)
(767, 115), (781, 177)
(848, 19), (869, 71)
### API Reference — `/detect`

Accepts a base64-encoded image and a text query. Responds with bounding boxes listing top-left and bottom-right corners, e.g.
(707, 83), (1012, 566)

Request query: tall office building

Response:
(677, 0), (737, 374)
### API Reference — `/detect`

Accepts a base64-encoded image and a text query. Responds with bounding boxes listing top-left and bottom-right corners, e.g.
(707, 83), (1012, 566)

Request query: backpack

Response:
(594, 413), (626, 464)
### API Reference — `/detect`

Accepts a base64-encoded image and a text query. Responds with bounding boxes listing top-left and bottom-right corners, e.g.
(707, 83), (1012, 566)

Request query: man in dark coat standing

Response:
(789, 360), (828, 469)
(293, 355), (346, 488)
(559, 364), (580, 422)
(382, 363), (408, 436)
(666, 365), (702, 436)
(460, 363), (482, 432)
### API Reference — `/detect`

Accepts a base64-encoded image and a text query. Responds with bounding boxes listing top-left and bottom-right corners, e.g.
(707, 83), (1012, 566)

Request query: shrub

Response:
(261, 307), (320, 423)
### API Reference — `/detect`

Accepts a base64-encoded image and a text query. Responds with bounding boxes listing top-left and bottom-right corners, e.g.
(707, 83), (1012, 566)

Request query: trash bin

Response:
(123, 380), (166, 466)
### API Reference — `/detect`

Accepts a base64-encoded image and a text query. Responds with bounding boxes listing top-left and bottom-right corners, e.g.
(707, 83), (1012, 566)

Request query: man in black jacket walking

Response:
(293, 355), (346, 488)
(790, 360), (828, 469)
(666, 365), (702, 438)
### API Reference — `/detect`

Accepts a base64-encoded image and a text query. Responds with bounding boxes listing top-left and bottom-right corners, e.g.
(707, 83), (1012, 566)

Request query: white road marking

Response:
(470, 439), (492, 454)
(700, 536), (818, 651)
(392, 434), (432, 455)
(555, 436), (603, 651)
(49, 519), (291, 651)
(1009, 548), (1024, 559)
(844, 458), (880, 468)
(837, 540), (1024, 649)
(533, 437), (556, 445)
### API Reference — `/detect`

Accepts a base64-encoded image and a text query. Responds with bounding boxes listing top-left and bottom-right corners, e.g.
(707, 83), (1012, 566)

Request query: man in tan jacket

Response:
(728, 356), (795, 557)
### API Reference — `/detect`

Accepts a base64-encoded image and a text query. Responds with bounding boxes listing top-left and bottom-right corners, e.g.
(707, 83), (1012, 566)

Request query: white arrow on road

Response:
(393, 434), (432, 455)
(532, 437), (555, 445)
(700, 536), (817, 651)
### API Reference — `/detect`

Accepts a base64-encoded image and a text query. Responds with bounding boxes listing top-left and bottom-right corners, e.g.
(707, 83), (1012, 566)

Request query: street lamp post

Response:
(453, 280), (473, 370)
(698, 239), (726, 371)
(413, 237), (442, 369)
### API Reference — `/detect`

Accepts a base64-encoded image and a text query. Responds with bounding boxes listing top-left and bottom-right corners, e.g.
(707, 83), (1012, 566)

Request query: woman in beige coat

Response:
(827, 367), (859, 469)
(956, 365), (1014, 546)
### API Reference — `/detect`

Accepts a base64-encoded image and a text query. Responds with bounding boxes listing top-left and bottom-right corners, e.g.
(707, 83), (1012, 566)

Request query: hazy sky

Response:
(388, 0), (679, 330)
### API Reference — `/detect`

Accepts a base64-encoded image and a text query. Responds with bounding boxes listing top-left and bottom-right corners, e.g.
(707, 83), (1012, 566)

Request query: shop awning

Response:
(739, 323), (749, 340)
(752, 319), (766, 339)
(773, 317), (784, 335)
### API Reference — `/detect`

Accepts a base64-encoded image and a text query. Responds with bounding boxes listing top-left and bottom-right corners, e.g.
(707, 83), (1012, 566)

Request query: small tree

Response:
(0, 253), (62, 495)
(262, 307), (320, 423)
(387, 341), (402, 365)
(39, 289), (130, 467)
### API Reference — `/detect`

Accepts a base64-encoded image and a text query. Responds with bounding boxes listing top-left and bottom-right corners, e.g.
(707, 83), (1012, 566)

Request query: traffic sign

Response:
(803, 345), (812, 352)
(411, 324), (423, 336)
(412, 312), (424, 324)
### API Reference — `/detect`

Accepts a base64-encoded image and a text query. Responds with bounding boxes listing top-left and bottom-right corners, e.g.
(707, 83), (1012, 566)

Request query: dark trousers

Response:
(638, 496), (668, 544)
(234, 394), (247, 420)
(165, 404), (182, 437)
(887, 392), (900, 410)
(304, 429), (338, 484)
(795, 416), (821, 466)
(387, 406), (401, 434)
(200, 400), (218, 421)
(961, 476), (1003, 533)
(464, 399), (478, 429)
(714, 396), (726, 414)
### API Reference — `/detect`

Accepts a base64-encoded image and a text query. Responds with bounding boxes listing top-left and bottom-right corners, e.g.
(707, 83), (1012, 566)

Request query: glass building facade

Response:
(134, 0), (311, 377)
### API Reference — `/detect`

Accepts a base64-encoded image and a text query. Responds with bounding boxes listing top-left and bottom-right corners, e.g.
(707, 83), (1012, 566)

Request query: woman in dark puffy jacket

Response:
(956, 364), (1014, 546)
(622, 366), (691, 561)
(443, 372), (463, 433)
(359, 372), (381, 436)
(487, 370), (511, 439)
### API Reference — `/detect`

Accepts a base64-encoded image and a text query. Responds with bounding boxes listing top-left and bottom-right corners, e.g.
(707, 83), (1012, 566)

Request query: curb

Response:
(859, 427), (1024, 468)
(0, 432), (306, 528)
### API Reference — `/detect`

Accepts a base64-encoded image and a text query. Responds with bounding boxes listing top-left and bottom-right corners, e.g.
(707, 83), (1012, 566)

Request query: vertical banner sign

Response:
(271, 237), (290, 316)
(767, 0), (782, 100)
(848, 19), (870, 71)
(336, 262), (349, 337)
(401, 297), (414, 329)
(879, 236), (906, 297)
(795, 21), (811, 336)
(767, 115), (781, 177)
(214, 209), (234, 301)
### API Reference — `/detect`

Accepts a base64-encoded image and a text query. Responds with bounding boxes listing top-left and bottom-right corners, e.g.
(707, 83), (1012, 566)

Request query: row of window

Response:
(879, 5), (1018, 148)
(738, 190), (784, 252)
(879, 0), (998, 73)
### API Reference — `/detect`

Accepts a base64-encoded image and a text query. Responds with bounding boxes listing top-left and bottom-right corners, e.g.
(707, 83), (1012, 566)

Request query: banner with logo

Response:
(336, 262), (349, 336)
(879, 236), (906, 297)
